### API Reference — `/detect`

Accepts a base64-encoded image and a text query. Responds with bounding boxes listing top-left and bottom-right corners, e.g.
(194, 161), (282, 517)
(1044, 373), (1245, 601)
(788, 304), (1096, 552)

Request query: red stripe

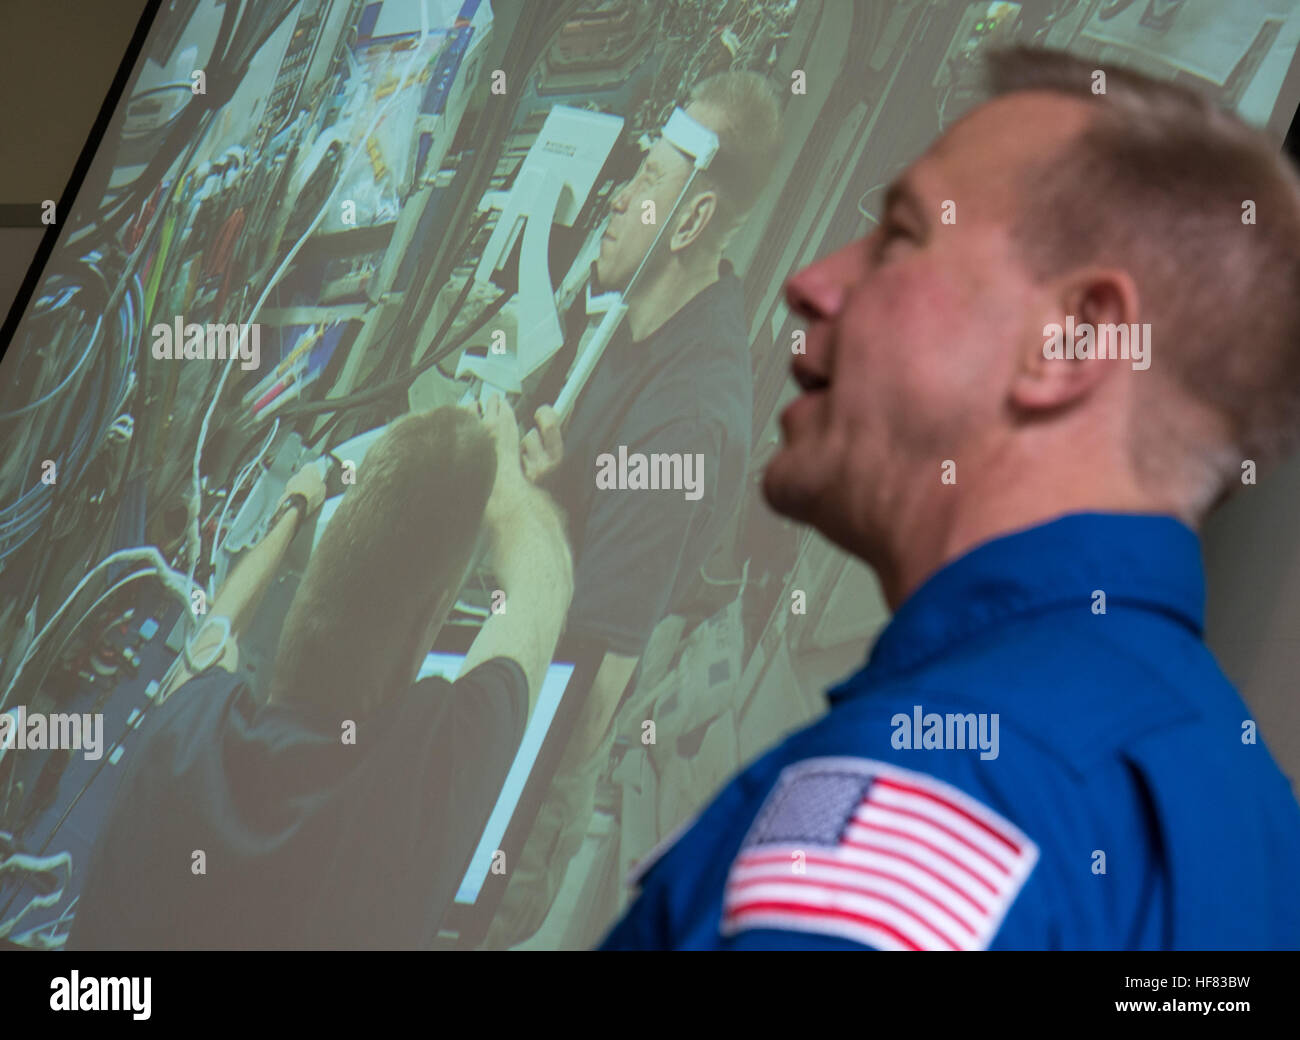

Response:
(843, 842), (989, 916)
(835, 839), (991, 915)
(728, 868), (966, 946)
(254, 379), (287, 412)
(860, 801), (1010, 875)
(873, 777), (1023, 855)
(842, 832), (993, 904)
(725, 900), (925, 951)
(734, 850), (977, 934)
(848, 822), (1000, 895)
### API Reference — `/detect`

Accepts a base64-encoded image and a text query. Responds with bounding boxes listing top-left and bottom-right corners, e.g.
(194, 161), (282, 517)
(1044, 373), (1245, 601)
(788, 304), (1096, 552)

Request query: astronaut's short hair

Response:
(686, 70), (784, 239)
(985, 46), (1300, 503)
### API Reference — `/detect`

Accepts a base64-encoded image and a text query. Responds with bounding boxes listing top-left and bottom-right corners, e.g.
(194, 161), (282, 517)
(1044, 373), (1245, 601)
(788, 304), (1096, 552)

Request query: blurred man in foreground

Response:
(602, 47), (1300, 951)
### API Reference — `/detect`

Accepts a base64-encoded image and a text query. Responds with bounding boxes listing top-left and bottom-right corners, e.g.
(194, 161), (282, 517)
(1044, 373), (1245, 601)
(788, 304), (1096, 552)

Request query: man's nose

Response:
(784, 253), (847, 323)
(610, 181), (631, 214)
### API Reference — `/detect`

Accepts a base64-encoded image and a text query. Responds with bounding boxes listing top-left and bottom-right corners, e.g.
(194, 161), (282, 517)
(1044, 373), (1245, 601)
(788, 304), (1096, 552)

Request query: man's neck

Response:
(873, 466), (1194, 612)
(624, 252), (722, 342)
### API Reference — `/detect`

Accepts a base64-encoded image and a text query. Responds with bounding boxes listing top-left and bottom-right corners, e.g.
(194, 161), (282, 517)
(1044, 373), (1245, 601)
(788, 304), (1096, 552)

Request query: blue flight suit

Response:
(601, 513), (1300, 950)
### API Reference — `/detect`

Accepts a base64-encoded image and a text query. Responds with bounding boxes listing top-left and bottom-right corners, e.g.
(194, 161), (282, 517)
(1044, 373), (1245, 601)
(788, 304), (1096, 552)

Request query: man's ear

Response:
(1011, 266), (1141, 413)
(669, 189), (718, 252)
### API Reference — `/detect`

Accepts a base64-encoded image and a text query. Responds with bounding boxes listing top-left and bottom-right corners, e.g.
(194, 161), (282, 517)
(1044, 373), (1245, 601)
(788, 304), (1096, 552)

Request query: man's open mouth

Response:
(792, 360), (829, 393)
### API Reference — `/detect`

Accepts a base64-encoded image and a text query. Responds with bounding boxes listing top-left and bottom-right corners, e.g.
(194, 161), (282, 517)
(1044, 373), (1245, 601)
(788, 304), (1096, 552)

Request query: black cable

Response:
(260, 287), (510, 427)
(199, 0), (581, 464)
(218, 205), (492, 462)
(352, 205), (491, 389)
(218, 281), (495, 464)
(302, 410), (343, 451)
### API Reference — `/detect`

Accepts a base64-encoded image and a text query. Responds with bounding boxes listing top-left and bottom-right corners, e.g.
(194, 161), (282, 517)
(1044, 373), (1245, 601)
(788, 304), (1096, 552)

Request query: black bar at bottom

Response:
(0, 945), (1289, 1026)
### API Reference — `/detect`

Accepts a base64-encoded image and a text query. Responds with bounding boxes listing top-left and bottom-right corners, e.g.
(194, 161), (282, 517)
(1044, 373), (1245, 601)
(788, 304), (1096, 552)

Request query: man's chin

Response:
(760, 456), (817, 524)
(593, 260), (627, 295)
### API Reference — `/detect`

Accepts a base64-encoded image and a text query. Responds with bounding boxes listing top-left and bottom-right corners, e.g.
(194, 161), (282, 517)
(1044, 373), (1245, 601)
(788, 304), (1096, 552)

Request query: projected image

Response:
(3, 0), (1300, 952)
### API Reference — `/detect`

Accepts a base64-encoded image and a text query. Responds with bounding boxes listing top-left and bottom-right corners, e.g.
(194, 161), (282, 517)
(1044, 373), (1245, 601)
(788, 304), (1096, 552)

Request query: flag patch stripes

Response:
(720, 757), (1038, 950)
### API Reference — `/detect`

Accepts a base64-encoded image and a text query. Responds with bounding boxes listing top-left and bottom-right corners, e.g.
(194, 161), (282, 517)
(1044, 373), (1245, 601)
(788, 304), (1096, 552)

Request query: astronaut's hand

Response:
(283, 460), (327, 515)
(520, 404), (563, 483)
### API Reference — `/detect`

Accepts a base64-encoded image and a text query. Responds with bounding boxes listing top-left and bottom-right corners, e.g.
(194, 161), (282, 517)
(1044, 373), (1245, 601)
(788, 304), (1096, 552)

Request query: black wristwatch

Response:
(269, 492), (309, 532)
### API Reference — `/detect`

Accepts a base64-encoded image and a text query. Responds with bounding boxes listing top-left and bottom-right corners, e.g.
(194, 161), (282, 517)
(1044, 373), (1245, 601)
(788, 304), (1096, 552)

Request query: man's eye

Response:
(875, 221), (910, 260)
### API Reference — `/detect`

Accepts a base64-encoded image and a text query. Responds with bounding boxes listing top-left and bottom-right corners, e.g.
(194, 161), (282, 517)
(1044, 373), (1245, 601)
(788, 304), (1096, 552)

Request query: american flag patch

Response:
(720, 757), (1038, 950)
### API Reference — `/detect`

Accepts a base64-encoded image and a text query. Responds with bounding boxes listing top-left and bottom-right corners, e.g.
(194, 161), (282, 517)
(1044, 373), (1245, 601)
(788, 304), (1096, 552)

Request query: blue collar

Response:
(828, 512), (1205, 702)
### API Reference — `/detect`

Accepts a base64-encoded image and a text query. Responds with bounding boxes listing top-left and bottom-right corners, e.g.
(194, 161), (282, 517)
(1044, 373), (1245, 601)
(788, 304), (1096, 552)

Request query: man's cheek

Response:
(900, 261), (969, 324)
(854, 268), (947, 343)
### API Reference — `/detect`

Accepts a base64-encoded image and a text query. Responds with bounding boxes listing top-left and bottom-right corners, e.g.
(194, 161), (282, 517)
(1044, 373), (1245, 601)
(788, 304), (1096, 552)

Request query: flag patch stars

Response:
(720, 757), (1039, 950)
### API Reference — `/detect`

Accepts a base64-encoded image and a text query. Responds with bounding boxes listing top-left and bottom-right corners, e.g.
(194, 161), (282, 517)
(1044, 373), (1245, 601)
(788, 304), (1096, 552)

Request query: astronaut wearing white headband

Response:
(497, 72), (785, 949)
(591, 104), (720, 314)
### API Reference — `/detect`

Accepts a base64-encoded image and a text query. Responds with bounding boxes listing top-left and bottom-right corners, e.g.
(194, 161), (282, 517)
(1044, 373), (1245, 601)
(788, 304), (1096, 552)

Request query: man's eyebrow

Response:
(882, 177), (927, 225)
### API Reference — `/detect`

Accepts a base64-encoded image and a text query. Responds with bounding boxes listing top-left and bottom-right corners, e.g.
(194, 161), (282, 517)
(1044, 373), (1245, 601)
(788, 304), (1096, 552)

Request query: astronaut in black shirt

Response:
(489, 71), (785, 945)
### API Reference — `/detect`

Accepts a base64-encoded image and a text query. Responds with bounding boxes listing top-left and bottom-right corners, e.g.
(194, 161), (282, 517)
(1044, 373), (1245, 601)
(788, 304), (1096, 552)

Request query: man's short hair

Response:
(687, 70), (784, 241)
(985, 46), (1300, 504)
(269, 406), (495, 715)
